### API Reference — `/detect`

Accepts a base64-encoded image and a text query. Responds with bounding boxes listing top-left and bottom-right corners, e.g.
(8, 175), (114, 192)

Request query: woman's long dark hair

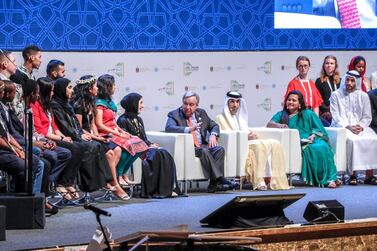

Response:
(37, 77), (54, 112)
(281, 90), (306, 125)
(97, 74), (115, 101)
(72, 75), (97, 115)
(23, 79), (38, 106)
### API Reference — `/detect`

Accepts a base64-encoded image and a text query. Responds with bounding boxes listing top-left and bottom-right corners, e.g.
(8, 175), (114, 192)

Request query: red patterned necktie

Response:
(337, 0), (361, 28)
(188, 117), (200, 147)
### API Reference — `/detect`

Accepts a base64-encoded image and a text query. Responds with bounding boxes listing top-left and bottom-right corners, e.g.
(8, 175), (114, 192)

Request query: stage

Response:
(1, 185), (377, 250)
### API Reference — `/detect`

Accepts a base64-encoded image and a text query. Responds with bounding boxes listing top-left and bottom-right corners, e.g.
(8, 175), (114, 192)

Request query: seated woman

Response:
(71, 75), (128, 199)
(51, 77), (116, 196)
(117, 92), (182, 198)
(27, 77), (84, 200)
(267, 90), (340, 188)
(216, 91), (290, 190)
(95, 74), (148, 189)
(315, 55), (341, 126)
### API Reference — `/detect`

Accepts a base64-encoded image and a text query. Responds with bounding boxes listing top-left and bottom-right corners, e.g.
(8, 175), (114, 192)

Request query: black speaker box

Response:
(0, 205), (5, 241)
(200, 193), (305, 228)
(303, 200), (344, 224)
(0, 193), (45, 229)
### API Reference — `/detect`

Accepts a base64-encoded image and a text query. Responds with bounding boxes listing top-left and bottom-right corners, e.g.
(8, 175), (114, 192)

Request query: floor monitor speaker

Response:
(0, 205), (5, 240)
(200, 193), (305, 228)
(303, 200), (344, 224)
(0, 193), (45, 229)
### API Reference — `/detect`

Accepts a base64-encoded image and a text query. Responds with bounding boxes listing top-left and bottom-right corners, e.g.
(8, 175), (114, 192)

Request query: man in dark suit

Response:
(165, 91), (238, 193)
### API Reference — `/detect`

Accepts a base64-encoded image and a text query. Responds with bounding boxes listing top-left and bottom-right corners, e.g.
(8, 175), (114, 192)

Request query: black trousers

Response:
(195, 145), (224, 182)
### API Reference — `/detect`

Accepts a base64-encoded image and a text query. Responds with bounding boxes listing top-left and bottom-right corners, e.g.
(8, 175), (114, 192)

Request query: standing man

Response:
(330, 70), (377, 185)
(165, 91), (238, 193)
(46, 59), (65, 81)
(11, 45), (42, 83)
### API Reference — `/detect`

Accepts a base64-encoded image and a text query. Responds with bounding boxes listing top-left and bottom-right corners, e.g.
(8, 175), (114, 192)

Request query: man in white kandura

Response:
(330, 70), (377, 185)
(216, 91), (290, 190)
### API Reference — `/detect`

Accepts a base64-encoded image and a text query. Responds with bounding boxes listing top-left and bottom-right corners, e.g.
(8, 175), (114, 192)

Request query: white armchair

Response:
(183, 131), (237, 180)
(237, 128), (301, 177)
(325, 127), (347, 173)
(132, 132), (187, 183)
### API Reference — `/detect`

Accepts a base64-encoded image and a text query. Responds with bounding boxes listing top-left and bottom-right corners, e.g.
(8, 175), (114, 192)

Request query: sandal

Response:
(256, 181), (268, 191)
(349, 175), (358, 186)
(335, 179), (343, 186)
(113, 184), (130, 201)
(364, 176), (377, 185)
(56, 185), (73, 201)
(103, 184), (116, 191)
(118, 177), (129, 187)
(66, 186), (80, 199)
(123, 176), (137, 185)
(327, 181), (337, 188)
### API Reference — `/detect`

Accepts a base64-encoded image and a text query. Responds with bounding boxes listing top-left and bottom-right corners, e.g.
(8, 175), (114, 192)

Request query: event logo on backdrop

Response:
(256, 83), (277, 89)
(108, 62), (125, 77)
(209, 65), (246, 72)
(257, 98), (272, 111)
(135, 66), (151, 73)
(124, 86), (147, 93)
(184, 85), (200, 91)
(257, 61), (272, 74)
(158, 81), (174, 96)
(209, 104), (224, 110)
(183, 62), (199, 76)
(281, 64), (294, 71)
(230, 80), (245, 91)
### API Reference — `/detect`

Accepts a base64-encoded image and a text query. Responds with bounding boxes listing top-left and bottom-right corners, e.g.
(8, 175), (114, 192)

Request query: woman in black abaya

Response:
(117, 93), (181, 198)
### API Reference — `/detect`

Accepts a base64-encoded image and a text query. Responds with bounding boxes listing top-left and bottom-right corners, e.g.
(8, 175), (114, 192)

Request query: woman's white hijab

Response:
(223, 91), (248, 130)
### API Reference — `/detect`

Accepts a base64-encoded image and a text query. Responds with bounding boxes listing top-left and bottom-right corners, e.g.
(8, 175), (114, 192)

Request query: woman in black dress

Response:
(51, 77), (113, 195)
(117, 92), (181, 198)
(315, 55), (340, 126)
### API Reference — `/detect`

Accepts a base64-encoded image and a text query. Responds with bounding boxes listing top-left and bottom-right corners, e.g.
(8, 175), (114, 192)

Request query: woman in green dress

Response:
(267, 90), (339, 188)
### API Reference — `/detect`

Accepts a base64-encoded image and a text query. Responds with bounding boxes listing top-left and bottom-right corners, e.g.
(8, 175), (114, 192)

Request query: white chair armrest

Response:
(325, 128), (347, 173)
(218, 131), (237, 177)
(249, 127), (298, 174)
(146, 131), (186, 180)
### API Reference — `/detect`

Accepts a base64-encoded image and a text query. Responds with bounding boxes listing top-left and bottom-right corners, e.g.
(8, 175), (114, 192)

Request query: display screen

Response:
(274, 0), (377, 29)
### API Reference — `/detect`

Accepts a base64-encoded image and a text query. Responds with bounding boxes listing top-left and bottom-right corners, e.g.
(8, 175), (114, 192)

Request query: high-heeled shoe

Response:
(122, 176), (137, 185)
(112, 184), (130, 201)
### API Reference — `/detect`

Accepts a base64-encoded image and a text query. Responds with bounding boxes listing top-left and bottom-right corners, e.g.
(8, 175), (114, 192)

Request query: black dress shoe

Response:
(219, 178), (239, 190)
(207, 182), (231, 193)
(45, 203), (59, 215)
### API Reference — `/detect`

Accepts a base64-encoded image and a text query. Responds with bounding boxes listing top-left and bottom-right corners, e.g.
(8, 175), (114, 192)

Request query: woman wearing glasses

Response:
(284, 56), (323, 116)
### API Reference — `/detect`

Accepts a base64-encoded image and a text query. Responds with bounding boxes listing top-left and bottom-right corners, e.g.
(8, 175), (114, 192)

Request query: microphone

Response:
(84, 204), (112, 217)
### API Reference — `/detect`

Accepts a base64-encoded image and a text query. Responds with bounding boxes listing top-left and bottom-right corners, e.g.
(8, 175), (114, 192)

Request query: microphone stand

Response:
(23, 97), (33, 195)
(96, 213), (112, 251)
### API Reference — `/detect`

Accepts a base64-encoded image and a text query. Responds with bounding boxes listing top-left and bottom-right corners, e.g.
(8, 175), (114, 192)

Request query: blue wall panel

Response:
(0, 0), (376, 51)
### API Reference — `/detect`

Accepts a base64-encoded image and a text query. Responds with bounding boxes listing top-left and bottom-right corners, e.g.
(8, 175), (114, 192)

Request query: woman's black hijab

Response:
(120, 92), (142, 118)
(53, 78), (75, 115)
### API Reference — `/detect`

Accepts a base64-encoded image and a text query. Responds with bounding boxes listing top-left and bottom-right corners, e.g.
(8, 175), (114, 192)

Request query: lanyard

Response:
(299, 79), (313, 108)
(326, 79), (335, 92)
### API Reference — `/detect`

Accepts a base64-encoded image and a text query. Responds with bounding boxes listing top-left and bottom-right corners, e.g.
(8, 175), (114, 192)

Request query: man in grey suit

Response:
(165, 91), (238, 193)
